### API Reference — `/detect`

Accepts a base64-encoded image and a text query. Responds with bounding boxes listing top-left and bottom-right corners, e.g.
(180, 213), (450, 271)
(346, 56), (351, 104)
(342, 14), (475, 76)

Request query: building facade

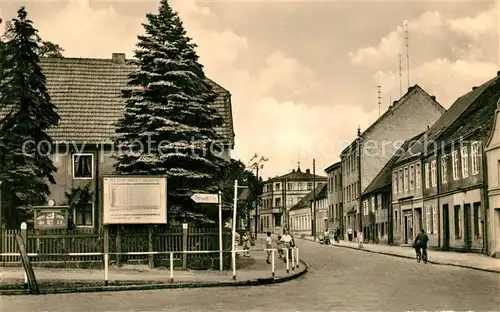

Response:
(289, 183), (328, 236)
(3, 54), (235, 230)
(341, 85), (446, 238)
(258, 165), (327, 234)
(484, 97), (500, 256)
(325, 162), (343, 233)
(362, 134), (423, 245)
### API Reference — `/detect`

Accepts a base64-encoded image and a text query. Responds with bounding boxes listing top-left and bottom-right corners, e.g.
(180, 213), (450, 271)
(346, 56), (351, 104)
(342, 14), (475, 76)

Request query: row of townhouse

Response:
(324, 71), (500, 256)
(255, 166), (327, 234)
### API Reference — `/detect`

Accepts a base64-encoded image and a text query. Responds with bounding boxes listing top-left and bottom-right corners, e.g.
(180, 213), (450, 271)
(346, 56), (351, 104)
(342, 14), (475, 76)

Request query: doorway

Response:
(464, 204), (472, 251)
(443, 204), (450, 250)
(403, 212), (413, 244)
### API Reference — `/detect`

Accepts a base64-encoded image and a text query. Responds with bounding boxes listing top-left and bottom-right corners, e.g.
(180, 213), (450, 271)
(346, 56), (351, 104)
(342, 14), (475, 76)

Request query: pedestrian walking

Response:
(242, 231), (251, 257)
(336, 227), (341, 242)
(347, 228), (353, 241)
(281, 230), (295, 262)
(276, 235), (284, 259)
(265, 231), (272, 264)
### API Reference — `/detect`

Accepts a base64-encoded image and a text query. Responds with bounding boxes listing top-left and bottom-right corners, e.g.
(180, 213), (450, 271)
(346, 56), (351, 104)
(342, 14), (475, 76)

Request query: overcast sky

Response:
(0, 0), (498, 179)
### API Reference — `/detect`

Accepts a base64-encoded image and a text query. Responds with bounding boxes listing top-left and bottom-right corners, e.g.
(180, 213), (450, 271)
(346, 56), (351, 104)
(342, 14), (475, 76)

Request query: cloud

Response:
(351, 3), (499, 107)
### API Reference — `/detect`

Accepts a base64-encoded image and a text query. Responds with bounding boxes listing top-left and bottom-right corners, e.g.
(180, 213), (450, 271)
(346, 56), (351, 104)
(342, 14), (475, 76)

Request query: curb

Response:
(0, 260), (308, 296)
(299, 238), (500, 274)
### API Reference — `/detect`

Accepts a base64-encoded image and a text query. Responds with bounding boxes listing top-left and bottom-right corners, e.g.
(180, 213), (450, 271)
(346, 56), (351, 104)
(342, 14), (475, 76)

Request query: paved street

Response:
(2, 239), (499, 311)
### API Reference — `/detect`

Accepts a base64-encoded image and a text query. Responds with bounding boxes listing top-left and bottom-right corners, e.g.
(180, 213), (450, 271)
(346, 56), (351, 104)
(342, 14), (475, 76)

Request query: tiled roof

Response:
(266, 167), (327, 183)
(1, 56), (235, 146)
(422, 74), (500, 154)
(341, 85), (444, 156)
(324, 161), (341, 173)
(363, 132), (425, 195)
(290, 183), (327, 211)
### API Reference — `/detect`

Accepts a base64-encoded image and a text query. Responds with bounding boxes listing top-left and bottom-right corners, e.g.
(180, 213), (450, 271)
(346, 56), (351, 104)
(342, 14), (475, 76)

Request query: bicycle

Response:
(415, 247), (428, 264)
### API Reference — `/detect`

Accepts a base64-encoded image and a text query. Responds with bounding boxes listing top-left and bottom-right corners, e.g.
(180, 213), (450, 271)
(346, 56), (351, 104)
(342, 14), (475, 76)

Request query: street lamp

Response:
(246, 154), (268, 239)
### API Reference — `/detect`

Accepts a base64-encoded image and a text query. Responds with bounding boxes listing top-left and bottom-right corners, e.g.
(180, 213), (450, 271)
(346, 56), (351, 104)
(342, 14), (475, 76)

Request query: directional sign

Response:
(191, 193), (219, 204)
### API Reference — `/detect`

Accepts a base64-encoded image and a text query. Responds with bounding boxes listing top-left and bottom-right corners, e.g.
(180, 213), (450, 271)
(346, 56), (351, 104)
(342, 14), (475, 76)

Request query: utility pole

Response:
(357, 127), (363, 237)
(398, 54), (403, 97)
(312, 159), (317, 240)
(247, 154), (268, 239)
(283, 178), (288, 230)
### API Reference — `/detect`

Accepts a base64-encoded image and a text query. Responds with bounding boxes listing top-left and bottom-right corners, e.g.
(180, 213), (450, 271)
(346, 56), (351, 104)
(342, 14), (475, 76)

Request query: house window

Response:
(363, 200), (368, 216)
(287, 197), (293, 207)
(473, 202), (481, 238)
(454, 205), (462, 239)
(275, 183), (280, 191)
(441, 156), (448, 184)
(371, 196), (375, 212)
(404, 167), (409, 191)
(426, 206), (431, 233)
(394, 210), (399, 233)
(409, 165), (415, 190)
(377, 194), (382, 210)
(432, 205), (438, 234)
(307, 182), (313, 190)
(73, 154), (94, 179)
(461, 146), (469, 178)
(393, 171), (398, 194)
(287, 183), (293, 191)
(424, 163), (430, 188)
(452, 150), (460, 180)
(75, 202), (94, 227)
(275, 215), (281, 227)
(471, 141), (480, 175)
(416, 164), (421, 189)
(399, 169), (403, 192)
(430, 160), (437, 187)
(274, 197), (281, 207)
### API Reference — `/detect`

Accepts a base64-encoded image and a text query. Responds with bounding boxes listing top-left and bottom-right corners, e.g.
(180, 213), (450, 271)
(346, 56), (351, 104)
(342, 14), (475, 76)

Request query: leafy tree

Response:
(38, 40), (64, 58)
(113, 0), (225, 223)
(0, 7), (60, 227)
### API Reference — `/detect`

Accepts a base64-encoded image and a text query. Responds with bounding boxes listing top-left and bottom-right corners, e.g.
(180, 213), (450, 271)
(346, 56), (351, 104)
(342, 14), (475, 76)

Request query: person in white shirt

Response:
(265, 231), (272, 264)
(281, 230), (295, 262)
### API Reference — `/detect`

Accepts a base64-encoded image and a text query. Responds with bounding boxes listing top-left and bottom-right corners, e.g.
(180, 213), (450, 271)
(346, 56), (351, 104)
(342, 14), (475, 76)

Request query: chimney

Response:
(112, 53), (126, 64)
(292, 169), (296, 173)
(472, 86), (478, 90)
(431, 96), (436, 101)
(497, 70), (500, 76)
(306, 169), (310, 174)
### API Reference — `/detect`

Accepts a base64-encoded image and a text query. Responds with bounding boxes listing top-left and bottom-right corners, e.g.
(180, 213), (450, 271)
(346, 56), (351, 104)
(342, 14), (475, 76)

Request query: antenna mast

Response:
(398, 54), (403, 97)
(377, 85), (382, 117)
(404, 20), (410, 89)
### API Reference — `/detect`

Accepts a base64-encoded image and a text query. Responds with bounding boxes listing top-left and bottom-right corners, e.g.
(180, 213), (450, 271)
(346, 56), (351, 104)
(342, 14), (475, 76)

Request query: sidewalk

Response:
(0, 242), (306, 293)
(300, 236), (500, 273)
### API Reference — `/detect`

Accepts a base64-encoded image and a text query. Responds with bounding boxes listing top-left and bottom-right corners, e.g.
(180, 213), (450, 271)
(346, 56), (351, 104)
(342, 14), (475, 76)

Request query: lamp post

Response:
(247, 154), (268, 239)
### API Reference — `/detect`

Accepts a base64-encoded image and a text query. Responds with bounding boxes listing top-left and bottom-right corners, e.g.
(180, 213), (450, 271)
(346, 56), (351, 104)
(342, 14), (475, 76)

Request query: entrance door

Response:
(464, 204), (472, 251)
(404, 217), (408, 243)
(443, 204), (450, 250)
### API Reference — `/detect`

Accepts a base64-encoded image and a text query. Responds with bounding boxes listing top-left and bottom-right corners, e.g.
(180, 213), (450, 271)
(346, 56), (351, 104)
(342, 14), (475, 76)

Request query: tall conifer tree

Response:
(114, 0), (225, 222)
(0, 7), (60, 227)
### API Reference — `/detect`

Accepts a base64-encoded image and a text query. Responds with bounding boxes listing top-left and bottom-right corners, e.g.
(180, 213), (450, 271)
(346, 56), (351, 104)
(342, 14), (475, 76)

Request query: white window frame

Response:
(471, 141), (480, 175)
(399, 169), (403, 193)
(432, 205), (438, 234)
(363, 200), (368, 216)
(416, 164), (421, 189)
(409, 165), (415, 190)
(425, 163), (430, 189)
(404, 167), (409, 191)
(431, 160), (437, 187)
(371, 196), (375, 212)
(426, 207), (431, 233)
(72, 153), (94, 180)
(452, 150), (460, 180)
(74, 202), (94, 228)
(461, 146), (469, 178)
(377, 194), (382, 210)
(393, 171), (398, 194)
(441, 156), (447, 184)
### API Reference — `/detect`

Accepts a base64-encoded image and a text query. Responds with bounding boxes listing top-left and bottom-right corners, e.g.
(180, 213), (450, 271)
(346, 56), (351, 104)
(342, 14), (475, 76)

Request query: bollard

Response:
(169, 252), (174, 283)
(296, 247), (299, 268)
(104, 253), (109, 286)
(291, 246), (295, 271)
(271, 249), (275, 278)
(232, 250), (236, 280)
(285, 248), (289, 274)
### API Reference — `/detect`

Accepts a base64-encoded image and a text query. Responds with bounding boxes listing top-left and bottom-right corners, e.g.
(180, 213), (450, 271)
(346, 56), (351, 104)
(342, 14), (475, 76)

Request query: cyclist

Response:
(413, 229), (429, 261)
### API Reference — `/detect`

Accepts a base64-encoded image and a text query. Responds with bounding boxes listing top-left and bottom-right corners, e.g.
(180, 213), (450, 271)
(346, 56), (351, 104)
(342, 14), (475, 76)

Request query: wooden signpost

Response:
(16, 223), (39, 295)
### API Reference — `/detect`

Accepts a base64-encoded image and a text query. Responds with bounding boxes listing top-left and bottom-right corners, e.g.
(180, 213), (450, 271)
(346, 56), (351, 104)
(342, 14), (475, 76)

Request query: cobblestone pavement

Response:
(2, 239), (499, 312)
